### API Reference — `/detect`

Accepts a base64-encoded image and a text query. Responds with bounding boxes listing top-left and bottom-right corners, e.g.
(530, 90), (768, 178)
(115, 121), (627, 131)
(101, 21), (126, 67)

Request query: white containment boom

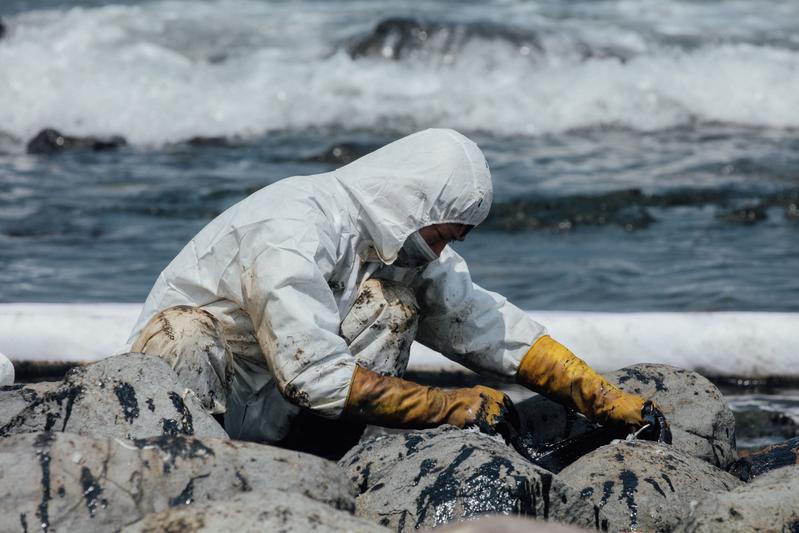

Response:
(0, 303), (796, 378)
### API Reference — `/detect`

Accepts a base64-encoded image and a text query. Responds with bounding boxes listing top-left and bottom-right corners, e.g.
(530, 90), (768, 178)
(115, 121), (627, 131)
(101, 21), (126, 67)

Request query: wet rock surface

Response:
(517, 364), (737, 469)
(0, 351), (14, 386)
(677, 465), (799, 533)
(435, 515), (593, 532)
(122, 489), (387, 533)
(732, 435), (799, 480)
(26, 128), (127, 154)
(0, 353), (227, 440)
(560, 440), (741, 533)
(339, 426), (609, 532)
(0, 431), (357, 532)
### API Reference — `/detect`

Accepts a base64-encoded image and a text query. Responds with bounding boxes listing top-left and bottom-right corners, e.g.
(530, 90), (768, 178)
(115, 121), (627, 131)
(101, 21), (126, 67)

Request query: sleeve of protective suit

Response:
(413, 247), (547, 379)
(239, 217), (356, 419)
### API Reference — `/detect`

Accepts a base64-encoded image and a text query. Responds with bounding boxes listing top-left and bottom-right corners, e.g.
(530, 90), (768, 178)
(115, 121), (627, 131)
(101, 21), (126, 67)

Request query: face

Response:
(418, 223), (473, 256)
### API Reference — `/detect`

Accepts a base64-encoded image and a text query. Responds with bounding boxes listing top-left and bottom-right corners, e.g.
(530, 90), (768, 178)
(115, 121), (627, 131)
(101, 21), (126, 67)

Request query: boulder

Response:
(517, 364), (737, 469)
(677, 466), (799, 533)
(26, 128), (126, 154)
(0, 353), (227, 440)
(122, 489), (387, 532)
(0, 351), (13, 386)
(559, 440), (741, 533)
(0, 431), (357, 532)
(339, 426), (611, 532)
(435, 515), (593, 532)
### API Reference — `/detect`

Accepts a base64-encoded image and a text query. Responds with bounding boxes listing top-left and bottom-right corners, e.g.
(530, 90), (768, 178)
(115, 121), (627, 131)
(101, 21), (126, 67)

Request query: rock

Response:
(122, 489), (387, 532)
(560, 440), (742, 533)
(677, 466), (799, 533)
(0, 353), (227, 440)
(517, 364), (737, 469)
(0, 351), (13, 386)
(339, 426), (610, 532)
(730, 436), (799, 481)
(733, 408), (799, 446)
(0, 17), (5, 40)
(26, 128), (127, 154)
(435, 515), (593, 532)
(345, 18), (543, 62)
(0, 431), (357, 532)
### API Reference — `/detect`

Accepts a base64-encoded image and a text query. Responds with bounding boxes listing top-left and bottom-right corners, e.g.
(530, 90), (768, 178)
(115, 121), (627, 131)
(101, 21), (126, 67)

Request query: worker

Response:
(127, 128), (670, 459)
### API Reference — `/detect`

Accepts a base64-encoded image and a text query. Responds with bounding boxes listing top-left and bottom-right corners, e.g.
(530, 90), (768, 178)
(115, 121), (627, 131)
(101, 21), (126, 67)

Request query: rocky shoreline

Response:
(1, 355), (797, 532)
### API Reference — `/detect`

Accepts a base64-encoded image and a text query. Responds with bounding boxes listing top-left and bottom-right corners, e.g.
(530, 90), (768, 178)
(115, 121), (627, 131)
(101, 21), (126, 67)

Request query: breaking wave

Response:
(1, 1), (799, 145)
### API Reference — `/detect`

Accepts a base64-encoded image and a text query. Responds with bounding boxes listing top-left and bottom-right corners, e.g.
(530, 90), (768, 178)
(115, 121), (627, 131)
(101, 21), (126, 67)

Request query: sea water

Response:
(0, 1), (797, 430)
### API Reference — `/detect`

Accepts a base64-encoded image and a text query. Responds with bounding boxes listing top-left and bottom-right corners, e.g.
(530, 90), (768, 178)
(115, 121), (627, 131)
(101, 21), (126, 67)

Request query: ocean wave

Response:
(1, 2), (799, 145)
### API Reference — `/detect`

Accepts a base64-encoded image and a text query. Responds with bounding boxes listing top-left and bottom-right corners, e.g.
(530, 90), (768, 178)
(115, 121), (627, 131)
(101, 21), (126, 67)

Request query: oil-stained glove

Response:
(343, 365), (520, 436)
(516, 335), (653, 434)
(637, 400), (672, 444)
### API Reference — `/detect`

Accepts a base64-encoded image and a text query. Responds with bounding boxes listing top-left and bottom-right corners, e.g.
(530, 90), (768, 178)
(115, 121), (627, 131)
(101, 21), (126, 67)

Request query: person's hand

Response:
(636, 400), (672, 444)
(446, 385), (521, 439)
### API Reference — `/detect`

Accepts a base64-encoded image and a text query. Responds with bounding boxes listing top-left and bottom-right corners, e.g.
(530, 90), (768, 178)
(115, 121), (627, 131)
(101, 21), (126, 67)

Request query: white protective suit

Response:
(127, 128), (546, 441)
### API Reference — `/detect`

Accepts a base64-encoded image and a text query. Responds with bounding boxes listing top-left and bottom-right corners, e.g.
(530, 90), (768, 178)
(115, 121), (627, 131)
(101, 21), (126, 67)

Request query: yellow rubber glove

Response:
(344, 365), (515, 434)
(516, 335), (646, 431)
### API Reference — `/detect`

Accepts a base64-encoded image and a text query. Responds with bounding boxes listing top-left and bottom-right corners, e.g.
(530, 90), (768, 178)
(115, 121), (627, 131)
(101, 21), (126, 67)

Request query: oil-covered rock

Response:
(516, 364), (737, 470)
(560, 440), (741, 533)
(122, 489), (387, 533)
(0, 353), (227, 440)
(676, 465), (799, 533)
(339, 426), (611, 532)
(0, 432), (357, 532)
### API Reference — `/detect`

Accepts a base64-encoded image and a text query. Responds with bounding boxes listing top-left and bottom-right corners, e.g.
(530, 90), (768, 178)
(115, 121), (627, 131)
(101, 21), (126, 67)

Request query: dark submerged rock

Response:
(346, 17), (543, 62)
(517, 364), (737, 470)
(0, 353), (226, 440)
(677, 466), (799, 533)
(0, 18), (5, 40)
(26, 128), (127, 154)
(339, 426), (610, 532)
(306, 142), (378, 165)
(0, 432), (357, 532)
(733, 408), (799, 445)
(560, 440), (741, 533)
(122, 490), (387, 532)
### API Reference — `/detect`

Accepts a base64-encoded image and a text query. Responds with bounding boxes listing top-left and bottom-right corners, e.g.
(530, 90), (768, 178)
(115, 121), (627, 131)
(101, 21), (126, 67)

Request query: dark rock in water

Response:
(339, 426), (610, 532)
(307, 142), (378, 165)
(716, 204), (768, 225)
(0, 18), (5, 40)
(733, 408), (799, 445)
(182, 135), (248, 147)
(346, 17), (543, 62)
(730, 436), (799, 481)
(26, 128), (127, 154)
(518, 364), (737, 470)
(677, 465), (799, 533)
(0, 353), (226, 440)
(122, 490), (386, 532)
(0, 432), (357, 532)
(560, 440), (741, 533)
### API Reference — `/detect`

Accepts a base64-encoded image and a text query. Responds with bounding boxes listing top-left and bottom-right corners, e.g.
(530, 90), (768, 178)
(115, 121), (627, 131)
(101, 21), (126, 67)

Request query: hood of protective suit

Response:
(333, 128), (493, 264)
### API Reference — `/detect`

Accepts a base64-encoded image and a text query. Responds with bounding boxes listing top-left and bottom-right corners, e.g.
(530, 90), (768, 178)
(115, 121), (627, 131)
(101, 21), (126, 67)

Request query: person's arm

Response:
(240, 220), (515, 434)
(413, 247), (671, 441)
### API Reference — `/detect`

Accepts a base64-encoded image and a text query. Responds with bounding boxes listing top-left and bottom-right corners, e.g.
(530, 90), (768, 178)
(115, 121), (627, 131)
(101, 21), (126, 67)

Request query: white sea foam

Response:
(1, 1), (798, 145)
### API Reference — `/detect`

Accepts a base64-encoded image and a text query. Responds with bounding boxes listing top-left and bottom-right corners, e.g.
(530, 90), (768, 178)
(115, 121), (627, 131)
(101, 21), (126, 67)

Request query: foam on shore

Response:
(0, 303), (795, 377)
